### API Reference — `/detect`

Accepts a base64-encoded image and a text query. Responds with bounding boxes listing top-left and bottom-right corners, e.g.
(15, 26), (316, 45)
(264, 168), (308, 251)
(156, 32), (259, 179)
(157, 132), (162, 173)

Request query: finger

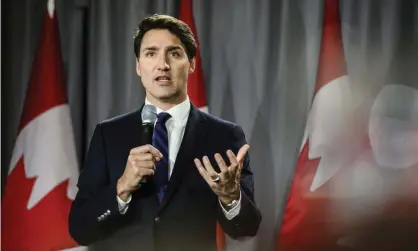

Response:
(134, 160), (155, 169)
(234, 144), (249, 181)
(131, 145), (163, 159)
(236, 144), (250, 164)
(194, 158), (211, 182)
(139, 168), (155, 177)
(132, 164), (155, 176)
(202, 156), (218, 176)
(227, 144), (250, 173)
(214, 153), (228, 173)
(130, 153), (158, 162)
(226, 150), (239, 174)
(195, 158), (219, 191)
(128, 156), (137, 166)
(214, 154), (231, 181)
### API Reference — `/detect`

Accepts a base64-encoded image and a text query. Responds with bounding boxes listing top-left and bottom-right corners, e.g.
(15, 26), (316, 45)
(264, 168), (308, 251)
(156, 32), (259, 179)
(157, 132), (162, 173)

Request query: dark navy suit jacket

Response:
(69, 103), (261, 251)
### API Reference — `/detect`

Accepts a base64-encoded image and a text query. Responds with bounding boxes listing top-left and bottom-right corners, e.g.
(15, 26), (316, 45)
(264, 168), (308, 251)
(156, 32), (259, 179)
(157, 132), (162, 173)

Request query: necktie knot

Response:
(157, 112), (171, 124)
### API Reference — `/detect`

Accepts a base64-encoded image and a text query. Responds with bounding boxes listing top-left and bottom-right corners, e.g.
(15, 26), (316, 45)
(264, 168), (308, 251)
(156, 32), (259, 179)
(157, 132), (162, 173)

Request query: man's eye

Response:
(171, 52), (180, 57)
(145, 52), (155, 57)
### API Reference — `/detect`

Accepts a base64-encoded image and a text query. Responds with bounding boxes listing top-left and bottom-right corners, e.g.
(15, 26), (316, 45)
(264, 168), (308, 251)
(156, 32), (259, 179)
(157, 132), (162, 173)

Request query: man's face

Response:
(136, 29), (195, 105)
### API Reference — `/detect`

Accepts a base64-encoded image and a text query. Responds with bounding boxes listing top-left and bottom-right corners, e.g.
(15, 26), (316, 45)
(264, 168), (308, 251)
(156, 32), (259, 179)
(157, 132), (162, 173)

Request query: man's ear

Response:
(189, 57), (196, 73)
(136, 58), (141, 76)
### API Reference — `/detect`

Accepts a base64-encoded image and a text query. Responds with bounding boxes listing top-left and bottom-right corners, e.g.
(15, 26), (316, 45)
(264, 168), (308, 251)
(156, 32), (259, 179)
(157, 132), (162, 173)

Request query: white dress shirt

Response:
(117, 97), (241, 219)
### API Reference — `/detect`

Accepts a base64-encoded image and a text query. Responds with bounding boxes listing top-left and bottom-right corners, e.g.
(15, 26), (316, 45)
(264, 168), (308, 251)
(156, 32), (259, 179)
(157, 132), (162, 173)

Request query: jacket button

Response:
(154, 217), (160, 222)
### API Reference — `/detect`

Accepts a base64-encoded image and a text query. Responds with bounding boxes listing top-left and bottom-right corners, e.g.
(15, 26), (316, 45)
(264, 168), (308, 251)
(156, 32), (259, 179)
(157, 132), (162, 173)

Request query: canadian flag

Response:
(276, 0), (351, 250)
(179, 0), (225, 250)
(277, 0), (418, 250)
(1, 1), (85, 250)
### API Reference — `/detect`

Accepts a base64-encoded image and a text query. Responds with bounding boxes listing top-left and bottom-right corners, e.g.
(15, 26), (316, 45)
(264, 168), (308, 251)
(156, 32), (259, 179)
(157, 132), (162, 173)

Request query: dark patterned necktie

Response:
(152, 112), (171, 202)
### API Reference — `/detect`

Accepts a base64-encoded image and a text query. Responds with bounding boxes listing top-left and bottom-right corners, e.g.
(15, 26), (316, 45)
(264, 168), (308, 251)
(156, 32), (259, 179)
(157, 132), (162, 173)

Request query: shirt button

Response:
(154, 217), (160, 222)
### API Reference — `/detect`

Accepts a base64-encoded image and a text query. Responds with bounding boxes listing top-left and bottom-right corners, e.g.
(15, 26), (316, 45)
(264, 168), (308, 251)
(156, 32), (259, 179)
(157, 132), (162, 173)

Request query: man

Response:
(69, 14), (261, 251)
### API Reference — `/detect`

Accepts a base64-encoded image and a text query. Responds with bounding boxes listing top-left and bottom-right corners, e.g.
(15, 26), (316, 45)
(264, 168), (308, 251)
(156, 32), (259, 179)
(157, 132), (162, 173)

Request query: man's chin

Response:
(152, 91), (183, 103)
(158, 94), (176, 100)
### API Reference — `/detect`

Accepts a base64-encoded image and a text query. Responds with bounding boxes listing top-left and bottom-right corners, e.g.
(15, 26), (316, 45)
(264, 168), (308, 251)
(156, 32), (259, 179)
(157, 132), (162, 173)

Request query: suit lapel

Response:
(157, 104), (207, 214)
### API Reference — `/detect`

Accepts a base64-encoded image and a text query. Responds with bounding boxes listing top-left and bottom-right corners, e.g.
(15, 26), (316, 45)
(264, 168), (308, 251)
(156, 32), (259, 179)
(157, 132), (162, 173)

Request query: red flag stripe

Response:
(315, 0), (347, 93)
(19, 10), (67, 132)
(180, 0), (208, 109)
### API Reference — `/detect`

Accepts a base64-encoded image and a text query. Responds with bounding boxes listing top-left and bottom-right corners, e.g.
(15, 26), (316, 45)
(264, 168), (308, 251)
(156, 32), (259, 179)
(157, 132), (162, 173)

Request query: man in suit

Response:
(69, 14), (261, 251)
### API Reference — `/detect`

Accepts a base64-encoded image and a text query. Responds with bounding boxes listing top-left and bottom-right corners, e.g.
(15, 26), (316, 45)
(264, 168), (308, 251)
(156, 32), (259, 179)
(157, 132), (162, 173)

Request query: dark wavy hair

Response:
(133, 14), (197, 60)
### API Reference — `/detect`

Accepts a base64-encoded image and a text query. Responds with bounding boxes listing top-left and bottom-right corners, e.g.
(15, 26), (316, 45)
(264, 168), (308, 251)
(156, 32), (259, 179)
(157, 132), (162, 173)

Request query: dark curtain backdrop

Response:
(2, 1), (418, 250)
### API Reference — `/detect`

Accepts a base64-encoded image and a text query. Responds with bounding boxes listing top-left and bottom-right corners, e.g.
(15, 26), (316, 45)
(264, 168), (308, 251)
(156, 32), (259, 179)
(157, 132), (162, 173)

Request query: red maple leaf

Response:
(2, 156), (79, 250)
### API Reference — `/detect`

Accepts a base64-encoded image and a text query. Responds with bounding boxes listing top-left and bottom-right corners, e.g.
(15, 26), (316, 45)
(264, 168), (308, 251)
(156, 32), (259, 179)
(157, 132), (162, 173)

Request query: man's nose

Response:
(157, 55), (170, 71)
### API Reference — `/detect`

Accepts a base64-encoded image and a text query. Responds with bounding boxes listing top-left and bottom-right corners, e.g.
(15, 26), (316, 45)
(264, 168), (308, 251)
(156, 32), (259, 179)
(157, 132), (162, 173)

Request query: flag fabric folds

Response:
(1, 1), (85, 250)
(277, 0), (418, 250)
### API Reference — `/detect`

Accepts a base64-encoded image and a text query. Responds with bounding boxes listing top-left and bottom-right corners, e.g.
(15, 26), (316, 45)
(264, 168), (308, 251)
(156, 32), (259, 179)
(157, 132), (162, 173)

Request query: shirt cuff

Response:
(116, 194), (132, 214)
(219, 190), (241, 220)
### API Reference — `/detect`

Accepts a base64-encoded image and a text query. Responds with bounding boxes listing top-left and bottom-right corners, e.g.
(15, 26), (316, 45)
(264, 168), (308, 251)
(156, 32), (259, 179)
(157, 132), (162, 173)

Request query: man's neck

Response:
(146, 94), (187, 111)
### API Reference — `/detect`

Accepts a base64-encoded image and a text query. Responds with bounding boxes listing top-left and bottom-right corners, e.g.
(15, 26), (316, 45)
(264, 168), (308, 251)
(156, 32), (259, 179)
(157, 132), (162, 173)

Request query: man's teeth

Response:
(157, 76), (170, 80)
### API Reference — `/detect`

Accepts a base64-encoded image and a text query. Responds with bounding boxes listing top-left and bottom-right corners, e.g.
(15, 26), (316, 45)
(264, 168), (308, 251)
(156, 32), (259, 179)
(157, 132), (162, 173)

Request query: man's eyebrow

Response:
(142, 46), (158, 51)
(142, 45), (183, 52)
(167, 45), (183, 51)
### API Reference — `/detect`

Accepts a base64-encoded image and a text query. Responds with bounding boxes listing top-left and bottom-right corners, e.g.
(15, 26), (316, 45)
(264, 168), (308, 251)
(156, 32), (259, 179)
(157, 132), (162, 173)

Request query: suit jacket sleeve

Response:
(216, 125), (262, 238)
(69, 123), (125, 245)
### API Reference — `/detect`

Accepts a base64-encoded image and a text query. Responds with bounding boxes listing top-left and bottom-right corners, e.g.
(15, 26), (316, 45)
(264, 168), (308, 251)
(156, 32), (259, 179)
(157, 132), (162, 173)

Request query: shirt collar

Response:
(145, 96), (190, 126)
